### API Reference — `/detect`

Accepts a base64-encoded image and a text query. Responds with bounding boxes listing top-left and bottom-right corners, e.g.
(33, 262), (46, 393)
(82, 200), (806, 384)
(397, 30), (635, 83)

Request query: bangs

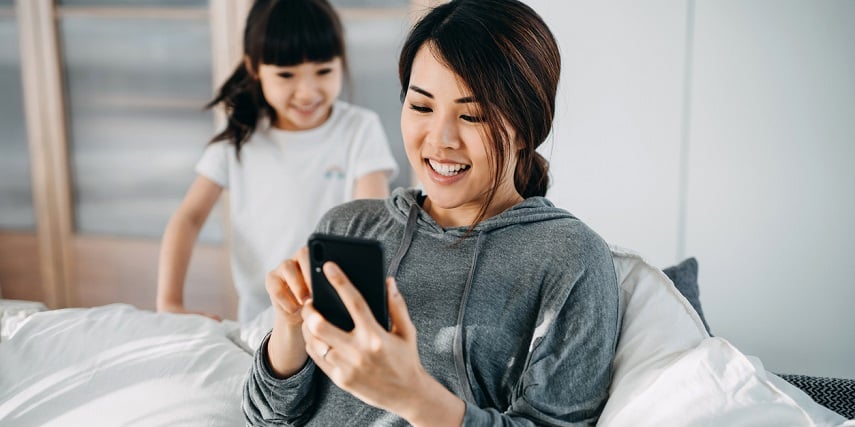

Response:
(247, 0), (345, 66)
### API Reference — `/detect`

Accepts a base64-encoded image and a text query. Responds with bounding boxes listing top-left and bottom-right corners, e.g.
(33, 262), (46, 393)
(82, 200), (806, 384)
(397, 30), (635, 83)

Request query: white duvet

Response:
(0, 305), (251, 426)
(0, 248), (851, 426)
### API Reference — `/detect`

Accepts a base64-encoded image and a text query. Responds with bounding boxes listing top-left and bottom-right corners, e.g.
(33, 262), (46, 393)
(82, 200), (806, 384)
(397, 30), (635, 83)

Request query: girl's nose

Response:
(294, 77), (318, 101)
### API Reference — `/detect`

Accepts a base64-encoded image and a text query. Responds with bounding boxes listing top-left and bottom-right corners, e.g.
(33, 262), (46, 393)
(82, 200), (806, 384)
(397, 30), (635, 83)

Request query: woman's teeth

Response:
(428, 159), (470, 176)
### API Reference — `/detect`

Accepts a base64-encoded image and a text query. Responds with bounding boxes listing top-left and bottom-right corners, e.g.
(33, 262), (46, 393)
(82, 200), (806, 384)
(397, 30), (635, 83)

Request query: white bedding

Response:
(0, 249), (851, 426)
(0, 305), (251, 426)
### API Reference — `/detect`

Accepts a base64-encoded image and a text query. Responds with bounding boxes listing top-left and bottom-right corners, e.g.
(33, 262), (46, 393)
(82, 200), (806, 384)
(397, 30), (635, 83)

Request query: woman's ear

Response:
(243, 55), (258, 79)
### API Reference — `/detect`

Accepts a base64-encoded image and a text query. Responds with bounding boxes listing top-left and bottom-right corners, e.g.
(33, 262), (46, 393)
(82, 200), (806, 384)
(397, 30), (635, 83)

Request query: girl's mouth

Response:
(291, 102), (321, 115)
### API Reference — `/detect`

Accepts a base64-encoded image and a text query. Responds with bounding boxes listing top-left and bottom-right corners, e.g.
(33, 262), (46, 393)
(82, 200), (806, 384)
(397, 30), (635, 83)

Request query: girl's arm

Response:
(156, 175), (223, 319)
(352, 170), (391, 199)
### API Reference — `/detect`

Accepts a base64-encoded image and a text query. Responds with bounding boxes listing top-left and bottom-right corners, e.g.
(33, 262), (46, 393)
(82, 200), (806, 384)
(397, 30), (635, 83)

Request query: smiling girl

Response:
(156, 0), (398, 323)
(244, 0), (619, 425)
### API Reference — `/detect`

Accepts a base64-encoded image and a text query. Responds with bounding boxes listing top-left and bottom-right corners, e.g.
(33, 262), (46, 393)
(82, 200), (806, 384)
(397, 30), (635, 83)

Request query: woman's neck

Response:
(422, 191), (524, 229)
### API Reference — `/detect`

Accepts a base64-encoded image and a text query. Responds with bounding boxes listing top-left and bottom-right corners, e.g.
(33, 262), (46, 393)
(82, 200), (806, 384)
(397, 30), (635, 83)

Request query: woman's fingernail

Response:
(323, 262), (341, 277)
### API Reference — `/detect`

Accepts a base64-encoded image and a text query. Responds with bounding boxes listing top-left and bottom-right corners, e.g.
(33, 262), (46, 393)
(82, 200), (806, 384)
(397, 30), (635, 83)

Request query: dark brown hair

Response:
(399, 0), (560, 223)
(207, 0), (349, 158)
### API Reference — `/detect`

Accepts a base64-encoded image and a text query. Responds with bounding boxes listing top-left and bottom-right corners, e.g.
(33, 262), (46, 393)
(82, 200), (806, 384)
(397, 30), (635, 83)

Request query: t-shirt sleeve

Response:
(351, 112), (399, 181)
(194, 141), (230, 188)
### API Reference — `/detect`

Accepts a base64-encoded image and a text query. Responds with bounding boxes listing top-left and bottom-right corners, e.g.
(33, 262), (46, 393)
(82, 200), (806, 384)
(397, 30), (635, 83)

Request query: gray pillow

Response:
(662, 257), (711, 334)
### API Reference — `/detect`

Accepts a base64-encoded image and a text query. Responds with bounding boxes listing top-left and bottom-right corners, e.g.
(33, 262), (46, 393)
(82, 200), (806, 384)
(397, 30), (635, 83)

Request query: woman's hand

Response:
(266, 247), (313, 325)
(265, 247), (314, 378)
(300, 262), (465, 425)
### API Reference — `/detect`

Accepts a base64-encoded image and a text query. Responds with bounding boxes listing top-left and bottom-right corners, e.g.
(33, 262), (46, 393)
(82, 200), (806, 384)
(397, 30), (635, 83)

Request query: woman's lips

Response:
(425, 158), (470, 184)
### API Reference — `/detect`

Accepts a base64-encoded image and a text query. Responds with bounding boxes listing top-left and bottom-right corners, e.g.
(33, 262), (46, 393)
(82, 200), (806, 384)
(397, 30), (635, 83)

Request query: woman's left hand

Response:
(300, 261), (426, 414)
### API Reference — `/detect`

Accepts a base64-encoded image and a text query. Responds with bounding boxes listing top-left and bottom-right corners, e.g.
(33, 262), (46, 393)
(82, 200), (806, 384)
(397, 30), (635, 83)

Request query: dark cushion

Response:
(778, 373), (855, 419)
(662, 257), (712, 334)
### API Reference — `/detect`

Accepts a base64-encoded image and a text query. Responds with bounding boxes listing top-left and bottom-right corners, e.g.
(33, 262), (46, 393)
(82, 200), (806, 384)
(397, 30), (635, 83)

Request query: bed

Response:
(1, 247), (852, 426)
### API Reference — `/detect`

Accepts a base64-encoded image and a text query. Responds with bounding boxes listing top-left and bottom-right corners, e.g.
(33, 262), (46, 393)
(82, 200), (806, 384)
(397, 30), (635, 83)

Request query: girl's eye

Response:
(409, 104), (431, 113)
(277, 72), (294, 79)
(460, 115), (484, 123)
(317, 68), (332, 76)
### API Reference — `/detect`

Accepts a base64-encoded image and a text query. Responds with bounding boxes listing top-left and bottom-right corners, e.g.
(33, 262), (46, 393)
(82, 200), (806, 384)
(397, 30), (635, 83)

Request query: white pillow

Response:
(602, 337), (851, 426)
(602, 245), (710, 418)
(599, 246), (851, 427)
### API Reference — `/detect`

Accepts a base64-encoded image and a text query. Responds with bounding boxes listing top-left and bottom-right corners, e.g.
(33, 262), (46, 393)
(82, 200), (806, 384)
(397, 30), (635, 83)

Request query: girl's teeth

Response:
(429, 159), (470, 176)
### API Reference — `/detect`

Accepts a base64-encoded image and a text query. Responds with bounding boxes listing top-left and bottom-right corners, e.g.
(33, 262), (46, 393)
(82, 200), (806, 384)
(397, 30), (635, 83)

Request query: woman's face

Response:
(401, 45), (522, 228)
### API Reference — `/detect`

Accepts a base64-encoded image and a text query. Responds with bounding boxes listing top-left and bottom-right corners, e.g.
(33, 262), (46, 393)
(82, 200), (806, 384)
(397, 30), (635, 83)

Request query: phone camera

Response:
(310, 241), (325, 263)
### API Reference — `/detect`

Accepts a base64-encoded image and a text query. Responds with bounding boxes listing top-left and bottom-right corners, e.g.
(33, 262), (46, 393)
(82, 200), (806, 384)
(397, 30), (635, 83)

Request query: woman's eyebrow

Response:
(409, 85), (433, 98)
(409, 85), (476, 104)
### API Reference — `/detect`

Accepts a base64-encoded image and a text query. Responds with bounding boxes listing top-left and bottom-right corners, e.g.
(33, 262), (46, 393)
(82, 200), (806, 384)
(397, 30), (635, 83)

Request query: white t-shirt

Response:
(195, 101), (398, 322)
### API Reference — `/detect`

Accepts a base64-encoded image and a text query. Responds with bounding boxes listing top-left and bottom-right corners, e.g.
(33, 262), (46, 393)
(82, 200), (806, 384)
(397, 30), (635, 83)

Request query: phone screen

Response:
(308, 233), (388, 331)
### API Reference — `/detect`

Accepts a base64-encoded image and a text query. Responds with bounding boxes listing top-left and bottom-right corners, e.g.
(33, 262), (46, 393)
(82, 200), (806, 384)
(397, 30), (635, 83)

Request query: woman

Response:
(243, 0), (619, 425)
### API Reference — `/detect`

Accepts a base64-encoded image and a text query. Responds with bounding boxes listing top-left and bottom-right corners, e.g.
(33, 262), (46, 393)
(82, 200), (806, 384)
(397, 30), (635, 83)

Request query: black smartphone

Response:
(308, 233), (389, 331)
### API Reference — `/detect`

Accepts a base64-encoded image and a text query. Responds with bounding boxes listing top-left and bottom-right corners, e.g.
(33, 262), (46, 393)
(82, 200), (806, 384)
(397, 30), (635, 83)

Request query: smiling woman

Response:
(401, 50), (524, 229)
(398, 5), (558, 229)
(243, 0), (621, 425)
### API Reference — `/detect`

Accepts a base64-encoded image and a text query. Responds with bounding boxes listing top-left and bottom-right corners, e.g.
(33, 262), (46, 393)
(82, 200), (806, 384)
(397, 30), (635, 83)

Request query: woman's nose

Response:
(427, 115), (461, 150)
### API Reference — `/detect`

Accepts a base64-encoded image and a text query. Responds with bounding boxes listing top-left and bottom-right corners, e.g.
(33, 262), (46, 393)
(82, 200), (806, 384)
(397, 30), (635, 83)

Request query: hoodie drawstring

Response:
(386, 200), (481, 404)
(453, 231), (484, 404)
(387, 203), (419, 278)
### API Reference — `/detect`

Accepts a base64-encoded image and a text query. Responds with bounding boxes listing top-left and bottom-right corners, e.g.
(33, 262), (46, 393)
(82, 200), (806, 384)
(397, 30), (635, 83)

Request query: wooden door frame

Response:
(16, 0), (75, 309)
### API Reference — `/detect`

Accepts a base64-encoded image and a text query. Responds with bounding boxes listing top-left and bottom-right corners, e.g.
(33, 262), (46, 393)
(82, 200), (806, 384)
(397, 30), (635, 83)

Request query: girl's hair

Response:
(399, 0), (559, 220)
(207, 0), (348, 158)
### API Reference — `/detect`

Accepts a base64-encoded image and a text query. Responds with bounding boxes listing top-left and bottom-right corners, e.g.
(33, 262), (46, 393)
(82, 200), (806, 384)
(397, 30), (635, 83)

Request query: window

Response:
(0, 7), (35, 230)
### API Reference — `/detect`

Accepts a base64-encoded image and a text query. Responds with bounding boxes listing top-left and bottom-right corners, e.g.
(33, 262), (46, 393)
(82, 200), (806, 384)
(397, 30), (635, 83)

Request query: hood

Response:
(385, 187), (575, 237)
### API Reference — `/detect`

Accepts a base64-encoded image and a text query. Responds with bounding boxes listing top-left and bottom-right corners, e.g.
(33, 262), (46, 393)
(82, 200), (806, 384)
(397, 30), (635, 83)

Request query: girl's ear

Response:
(243, 55), (258, 79)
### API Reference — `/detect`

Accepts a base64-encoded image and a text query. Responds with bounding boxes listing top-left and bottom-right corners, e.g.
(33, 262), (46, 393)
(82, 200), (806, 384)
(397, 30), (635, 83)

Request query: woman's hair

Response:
(399, 0), (560, 217)
(207, 0), (348, 158)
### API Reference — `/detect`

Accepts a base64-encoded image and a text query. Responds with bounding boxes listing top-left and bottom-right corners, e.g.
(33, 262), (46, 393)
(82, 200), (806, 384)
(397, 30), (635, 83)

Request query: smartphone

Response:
(308, 233), (389, 331)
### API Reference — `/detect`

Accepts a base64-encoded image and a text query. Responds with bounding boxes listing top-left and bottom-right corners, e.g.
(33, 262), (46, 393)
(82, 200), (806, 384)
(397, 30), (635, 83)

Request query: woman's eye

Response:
(409, 104), (432, 113)
(460, 115), (484, 123)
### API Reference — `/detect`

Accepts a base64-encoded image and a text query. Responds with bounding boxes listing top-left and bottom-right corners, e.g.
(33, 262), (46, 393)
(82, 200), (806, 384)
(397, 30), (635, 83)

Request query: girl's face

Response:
(256, 57), (343, 131)
(401, 45), (522, 228)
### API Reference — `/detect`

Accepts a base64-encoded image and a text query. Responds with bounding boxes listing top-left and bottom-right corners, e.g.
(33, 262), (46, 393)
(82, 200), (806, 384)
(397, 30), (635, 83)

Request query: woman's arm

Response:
(299, 264), (465, 426)
(156, 175), (223, 320)
(243, 248), (320, 425)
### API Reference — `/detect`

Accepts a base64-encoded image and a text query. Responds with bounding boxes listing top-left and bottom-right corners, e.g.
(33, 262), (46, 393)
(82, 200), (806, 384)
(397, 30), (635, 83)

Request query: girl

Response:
(156, 0), (398, 323)
(244, 0), (619, 425)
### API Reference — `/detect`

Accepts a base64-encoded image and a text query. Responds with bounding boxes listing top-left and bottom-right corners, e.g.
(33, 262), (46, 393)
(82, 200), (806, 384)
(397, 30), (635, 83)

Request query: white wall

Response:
(685, 0), (855, 379)
(529, 0), (688, 268)
(526, 0), (855, 379)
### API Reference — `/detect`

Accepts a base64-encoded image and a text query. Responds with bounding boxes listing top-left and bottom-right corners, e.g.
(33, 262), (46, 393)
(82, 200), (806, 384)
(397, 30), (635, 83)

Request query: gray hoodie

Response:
(243, 188), (619, 426)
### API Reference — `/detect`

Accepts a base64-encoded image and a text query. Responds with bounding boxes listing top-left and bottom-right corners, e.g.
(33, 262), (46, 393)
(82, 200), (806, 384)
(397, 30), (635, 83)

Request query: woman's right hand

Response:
(265, 246), (313, 377)
(266, 246), (313, 325)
